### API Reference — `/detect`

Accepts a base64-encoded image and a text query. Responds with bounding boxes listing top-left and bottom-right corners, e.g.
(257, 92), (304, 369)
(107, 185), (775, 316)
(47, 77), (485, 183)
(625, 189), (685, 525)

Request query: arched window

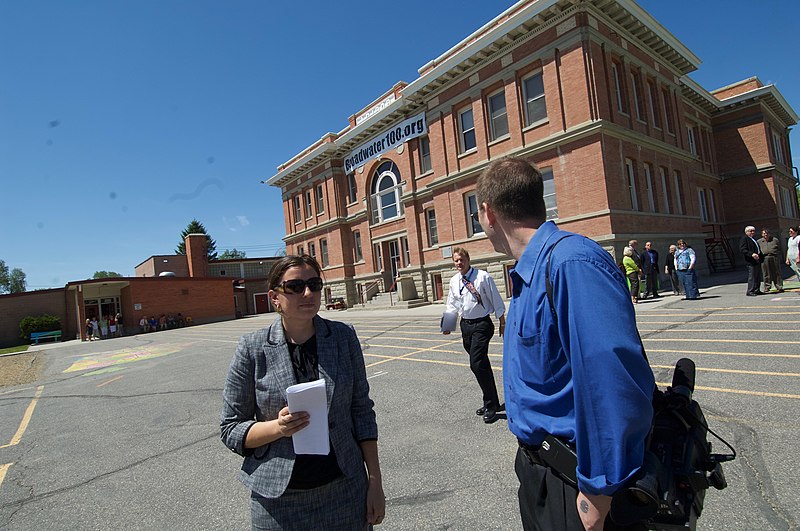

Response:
(370, 161), (403, 224)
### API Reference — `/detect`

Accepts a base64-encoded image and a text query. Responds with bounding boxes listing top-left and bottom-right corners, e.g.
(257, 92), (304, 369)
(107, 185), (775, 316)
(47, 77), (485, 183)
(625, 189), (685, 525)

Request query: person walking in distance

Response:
(475, 157), (654, 530)
(786, 226), (800, 283)
(739, 225), (764, 296)
(443, 247), (506, 424)
(757, 228), (783, 293)
(665, 244), (684, 296)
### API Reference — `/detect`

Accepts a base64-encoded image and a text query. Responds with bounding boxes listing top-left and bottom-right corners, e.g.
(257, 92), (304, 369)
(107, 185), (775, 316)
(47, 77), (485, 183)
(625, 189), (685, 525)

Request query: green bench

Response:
(30, 330), (62, 344)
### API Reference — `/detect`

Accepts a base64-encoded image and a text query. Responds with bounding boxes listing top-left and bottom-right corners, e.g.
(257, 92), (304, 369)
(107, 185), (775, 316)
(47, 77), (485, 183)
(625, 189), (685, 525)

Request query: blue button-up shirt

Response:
(505, 221), (655, 495)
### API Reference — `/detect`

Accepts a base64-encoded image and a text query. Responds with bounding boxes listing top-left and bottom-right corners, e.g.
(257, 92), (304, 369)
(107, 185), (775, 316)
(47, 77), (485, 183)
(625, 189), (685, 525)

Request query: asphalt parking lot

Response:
(0, 278), (798, 530)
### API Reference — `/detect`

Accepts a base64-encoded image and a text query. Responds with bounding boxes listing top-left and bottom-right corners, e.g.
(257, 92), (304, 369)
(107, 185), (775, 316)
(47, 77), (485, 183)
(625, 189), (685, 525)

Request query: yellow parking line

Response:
(640, 328), (798, 333)
(650, 365), (800, 378)
(644, 337), (790, 345)
(97, 375), (124, 388)
(655, 381), (800, 400)
(0, 463), (13, 489)
(0, 385), (44, 449)
(646, 349), (799, 359)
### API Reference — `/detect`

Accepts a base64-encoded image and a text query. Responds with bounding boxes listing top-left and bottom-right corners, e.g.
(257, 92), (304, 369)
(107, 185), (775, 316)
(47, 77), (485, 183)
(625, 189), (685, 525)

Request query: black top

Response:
(285, 335), (342, 489)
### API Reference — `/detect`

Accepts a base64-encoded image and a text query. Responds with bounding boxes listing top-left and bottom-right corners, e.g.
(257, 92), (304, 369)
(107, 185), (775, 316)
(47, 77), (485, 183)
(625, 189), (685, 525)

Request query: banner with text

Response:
(344, 112), (427, 173)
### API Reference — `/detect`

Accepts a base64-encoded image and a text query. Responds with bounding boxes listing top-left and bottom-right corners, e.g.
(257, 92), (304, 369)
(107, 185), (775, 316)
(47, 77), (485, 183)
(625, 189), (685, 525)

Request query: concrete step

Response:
(351, 297), (431, 310)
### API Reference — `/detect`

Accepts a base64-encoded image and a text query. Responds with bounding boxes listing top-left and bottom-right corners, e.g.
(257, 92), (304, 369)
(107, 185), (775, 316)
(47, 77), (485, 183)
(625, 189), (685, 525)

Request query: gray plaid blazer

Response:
(220, 315), (378, 498)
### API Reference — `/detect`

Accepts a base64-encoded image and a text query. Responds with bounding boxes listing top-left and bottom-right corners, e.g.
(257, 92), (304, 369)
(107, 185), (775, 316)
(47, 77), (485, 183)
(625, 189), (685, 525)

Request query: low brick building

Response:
(266, 0), (798, 306)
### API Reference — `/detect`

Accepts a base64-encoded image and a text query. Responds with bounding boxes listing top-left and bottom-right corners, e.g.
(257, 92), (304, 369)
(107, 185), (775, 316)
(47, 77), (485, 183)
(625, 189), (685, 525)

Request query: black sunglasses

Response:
(276, 277), (324, 294)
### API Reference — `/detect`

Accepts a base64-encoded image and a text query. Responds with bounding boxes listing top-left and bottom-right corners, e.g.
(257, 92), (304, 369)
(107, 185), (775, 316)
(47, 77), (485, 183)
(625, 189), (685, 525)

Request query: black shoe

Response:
(476, 407), (486, 416)
(754, 290), (764, 295)
(483, 409), (499, 423)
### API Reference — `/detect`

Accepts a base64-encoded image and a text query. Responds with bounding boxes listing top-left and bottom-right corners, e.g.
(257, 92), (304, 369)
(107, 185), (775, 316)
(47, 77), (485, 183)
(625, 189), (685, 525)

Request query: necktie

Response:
(461, 275), (483, 306)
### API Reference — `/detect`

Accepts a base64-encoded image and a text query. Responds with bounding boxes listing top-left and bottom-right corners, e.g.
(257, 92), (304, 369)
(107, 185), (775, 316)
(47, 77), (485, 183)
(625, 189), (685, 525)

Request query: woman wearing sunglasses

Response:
(221, 255), (385, 529)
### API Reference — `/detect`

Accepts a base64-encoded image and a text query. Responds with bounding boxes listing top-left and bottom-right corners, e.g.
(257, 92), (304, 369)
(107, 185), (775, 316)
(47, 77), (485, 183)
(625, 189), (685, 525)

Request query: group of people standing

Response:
(220, 157), (656, 530)
(84, 313), (123, 341)
(622, 238), (700, 303)
(740, 225), (799, 296)
(138, 313), (185, 333)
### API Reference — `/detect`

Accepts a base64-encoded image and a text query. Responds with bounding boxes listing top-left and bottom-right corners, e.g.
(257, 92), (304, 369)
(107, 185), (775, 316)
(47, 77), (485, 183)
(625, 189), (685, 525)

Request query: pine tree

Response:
(175, 219), (218, 260)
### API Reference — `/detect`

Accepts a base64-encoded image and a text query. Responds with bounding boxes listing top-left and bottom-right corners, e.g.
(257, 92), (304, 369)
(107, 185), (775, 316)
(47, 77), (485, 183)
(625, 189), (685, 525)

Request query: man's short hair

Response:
(761, 228), (770, 235)
(452, 246), (470, 261)
(476, 157), (546, 222)
(744, 225), (755, 233)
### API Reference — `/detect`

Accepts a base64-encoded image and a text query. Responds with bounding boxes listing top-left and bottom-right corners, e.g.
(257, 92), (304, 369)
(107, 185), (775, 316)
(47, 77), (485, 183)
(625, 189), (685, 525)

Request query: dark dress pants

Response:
(746, 262), (762, 295)
(515, 448), (645, 531)
(460, 317), (500, 411)
(644, 267), (658, 296)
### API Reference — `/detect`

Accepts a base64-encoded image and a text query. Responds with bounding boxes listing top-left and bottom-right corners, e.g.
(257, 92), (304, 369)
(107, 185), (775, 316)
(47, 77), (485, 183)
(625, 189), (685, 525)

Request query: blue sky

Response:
(2, 1), (798, 290)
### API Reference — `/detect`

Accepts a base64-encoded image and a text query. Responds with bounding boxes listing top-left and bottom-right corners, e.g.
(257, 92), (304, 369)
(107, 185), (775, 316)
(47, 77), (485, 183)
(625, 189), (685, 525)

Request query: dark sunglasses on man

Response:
(276, 277), (324, 295)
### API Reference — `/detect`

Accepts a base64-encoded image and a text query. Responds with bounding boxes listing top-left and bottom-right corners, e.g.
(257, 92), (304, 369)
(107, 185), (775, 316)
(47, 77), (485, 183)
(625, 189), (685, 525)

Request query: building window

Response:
(465, 192), (483, 236)
(419, 136), (431, 173)
(308, 242), (316, 259)
(522, 72), (546, 126)
(293, 196), (302, 224)
(772, 131), (785, 164)
(672, 170), (685, 215)
(426, 209), (439, 246)
(316, 184), (324, 214)
(487, 89), (509, 140)
(707, 189), (717, 222)
(541, 167), (558, 220)
(662, 88), (675, 133)
(631, 70), (645, 121)
(659, 166), (671, 214)
(298, 245), (304, 255)
(320, 239), (329, 267)
(687, 126), (697, 156)
(625, 158), (639, 211)
(611, 62), (627, 114)
(347, 173), (358, 204)
(647, 80), (661, 129)
(305, 190), (312, 219)
(373, 243), (382, 272)
(643, 163), (656, 212)
(458, 106), (476, 152)
(401, 236), (410, 267)
(370, 160), (403, 224)
(698, 188), (709, 222)
(780, 186), (796, 217)
(353, 230), (363, 262)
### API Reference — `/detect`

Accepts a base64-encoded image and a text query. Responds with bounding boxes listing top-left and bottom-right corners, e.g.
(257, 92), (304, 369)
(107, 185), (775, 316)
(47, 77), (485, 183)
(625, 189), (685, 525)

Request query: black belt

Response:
(461, 315), (491, 324)
(677, 268), (688, 271)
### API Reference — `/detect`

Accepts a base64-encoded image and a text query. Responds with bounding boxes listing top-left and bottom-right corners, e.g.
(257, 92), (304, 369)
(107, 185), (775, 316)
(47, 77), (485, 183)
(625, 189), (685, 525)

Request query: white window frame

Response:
(347, 173), (358, 204)
(643, 163), (655, 212)
(401, 236), (410, 267)
(611, 62), (627, 114)
(458, 105), (476, 153)
(522, 71), (547, 127)
(298, 245), (304, 256)
(662, 88), (675, 134)
(697, 188), (709, 223)
(647, 80), (661, 129)
(426, 208), (438, 246)
(308, 241), (316, 259)
(353, 230), (363, 262)
(419, 136), (431, 173)
(625, 158), (638, 211)
(687, 126), (698, 156)
(465, 192), (483, 236)
(293, 196), (302, 224)
(316, 184), (324, 214)
(707, 188), (717, 222)
(369, 161), (403, 224)
(305, 190), (312, 219)
(659, 166), (671, 214)
(772, 131), (785, 164)
(487, 89), (509, 141)
(320, 239), (329, 267)
(672, 170), (684, 215)
(631, 70), (645, 121)
(541, 167), (558, 220)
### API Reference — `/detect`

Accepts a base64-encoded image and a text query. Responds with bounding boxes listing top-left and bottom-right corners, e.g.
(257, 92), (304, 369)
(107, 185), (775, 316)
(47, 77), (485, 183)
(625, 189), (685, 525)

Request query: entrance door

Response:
(254, 293), (271, 314)
(431, 273), (443, 301)
(388, 240), (400, 291)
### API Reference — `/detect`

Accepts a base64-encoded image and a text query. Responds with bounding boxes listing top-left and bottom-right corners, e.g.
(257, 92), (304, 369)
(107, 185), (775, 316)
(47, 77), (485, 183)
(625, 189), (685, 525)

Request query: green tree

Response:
(8, 268), (26, 293)
(0, 260), (8, 293)
(175, 219), (217, 260)
(218, 248), (247, 260)
(93, 271), (123, 279)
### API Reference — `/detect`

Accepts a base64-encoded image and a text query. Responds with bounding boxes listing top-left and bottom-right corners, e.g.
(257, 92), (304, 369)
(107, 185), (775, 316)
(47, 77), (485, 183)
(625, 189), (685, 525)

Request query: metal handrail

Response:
(387, 276), (400, 306)
(360, 280), (381, 305)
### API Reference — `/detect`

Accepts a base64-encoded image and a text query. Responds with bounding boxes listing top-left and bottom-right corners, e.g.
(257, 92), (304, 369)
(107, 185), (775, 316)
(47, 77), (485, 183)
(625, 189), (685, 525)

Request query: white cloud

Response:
(237, 215), (250, 227)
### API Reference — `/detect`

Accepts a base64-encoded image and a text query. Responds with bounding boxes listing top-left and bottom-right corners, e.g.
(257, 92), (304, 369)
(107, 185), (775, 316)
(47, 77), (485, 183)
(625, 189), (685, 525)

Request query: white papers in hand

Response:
(440, 311), (458, 333)
(286, 378), (329, 455)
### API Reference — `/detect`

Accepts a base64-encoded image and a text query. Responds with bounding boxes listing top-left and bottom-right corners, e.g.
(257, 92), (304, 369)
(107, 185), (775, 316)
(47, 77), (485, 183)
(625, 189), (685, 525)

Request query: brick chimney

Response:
(185, 233), (209, 278)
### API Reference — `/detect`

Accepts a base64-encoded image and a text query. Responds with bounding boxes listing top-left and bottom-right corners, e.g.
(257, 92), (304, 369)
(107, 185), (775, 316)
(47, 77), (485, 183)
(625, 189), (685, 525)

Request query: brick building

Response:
(266, 0), (798, 307)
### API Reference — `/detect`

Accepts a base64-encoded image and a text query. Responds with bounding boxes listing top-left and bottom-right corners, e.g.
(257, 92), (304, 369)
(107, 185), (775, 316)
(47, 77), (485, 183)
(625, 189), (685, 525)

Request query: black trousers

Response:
(515, 448), (644, 531)
(459, 316), (500, 410)
(644, 267), (659, 296)
(745, 262), (762, 295)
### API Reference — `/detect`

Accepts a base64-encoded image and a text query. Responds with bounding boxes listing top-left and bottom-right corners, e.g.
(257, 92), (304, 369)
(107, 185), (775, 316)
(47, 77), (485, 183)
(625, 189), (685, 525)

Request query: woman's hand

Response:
(275, 406), (309, 438)
(366, 477), (386, 525)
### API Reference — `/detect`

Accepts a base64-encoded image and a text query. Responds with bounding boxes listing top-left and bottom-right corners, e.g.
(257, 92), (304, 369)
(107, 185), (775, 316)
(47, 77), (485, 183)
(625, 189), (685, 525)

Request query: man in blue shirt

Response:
(475, 157), (655, 530)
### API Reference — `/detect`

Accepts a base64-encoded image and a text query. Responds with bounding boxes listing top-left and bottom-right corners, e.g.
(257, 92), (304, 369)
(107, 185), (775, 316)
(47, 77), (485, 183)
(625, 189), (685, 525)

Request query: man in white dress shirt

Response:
(443, 247), (506, 423)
